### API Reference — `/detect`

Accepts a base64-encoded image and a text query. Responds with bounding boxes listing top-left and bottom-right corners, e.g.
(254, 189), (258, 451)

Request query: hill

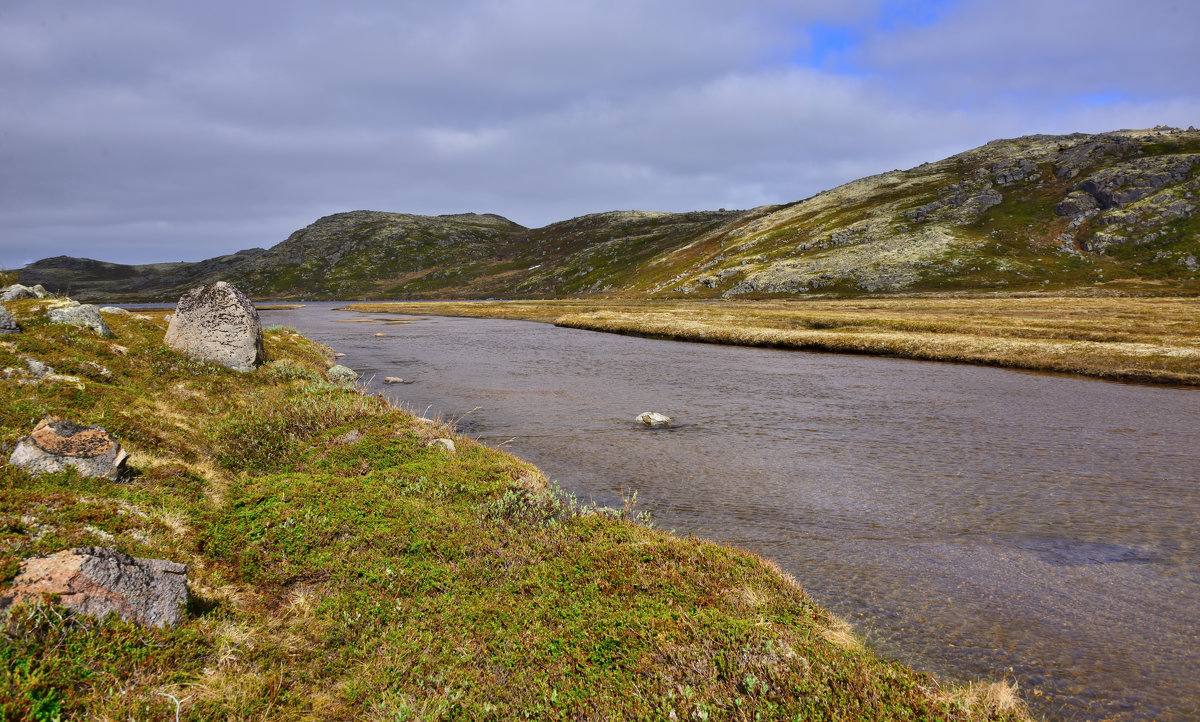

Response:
(20, 127), (1200, 300)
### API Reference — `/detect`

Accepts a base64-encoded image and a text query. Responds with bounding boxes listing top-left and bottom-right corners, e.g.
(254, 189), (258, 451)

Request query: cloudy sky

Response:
(2, 0), (1198, 267)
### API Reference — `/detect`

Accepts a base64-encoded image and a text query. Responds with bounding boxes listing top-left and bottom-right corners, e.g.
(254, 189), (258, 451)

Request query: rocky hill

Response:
(20, 127), (1200, 301)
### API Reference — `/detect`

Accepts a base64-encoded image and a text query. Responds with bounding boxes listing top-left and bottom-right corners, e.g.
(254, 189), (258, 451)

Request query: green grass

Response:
(0, 298), (1028, 719)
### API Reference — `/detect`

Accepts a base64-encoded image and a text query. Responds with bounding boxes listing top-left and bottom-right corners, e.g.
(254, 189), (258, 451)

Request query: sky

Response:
(2, 0), (1198, 268)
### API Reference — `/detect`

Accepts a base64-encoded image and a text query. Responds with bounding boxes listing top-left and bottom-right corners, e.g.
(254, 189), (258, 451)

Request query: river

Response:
(260, 303), (1200, 721)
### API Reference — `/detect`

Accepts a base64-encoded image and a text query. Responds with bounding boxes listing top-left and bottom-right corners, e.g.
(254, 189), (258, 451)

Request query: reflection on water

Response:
(263, 304), (1200, 721)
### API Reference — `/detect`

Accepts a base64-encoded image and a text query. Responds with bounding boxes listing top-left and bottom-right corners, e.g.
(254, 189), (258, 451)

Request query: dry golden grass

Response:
(348, 296), (1200, 386)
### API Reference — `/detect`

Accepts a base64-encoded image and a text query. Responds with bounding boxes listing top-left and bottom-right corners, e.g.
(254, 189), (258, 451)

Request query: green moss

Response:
(0, 300), (1026, 719)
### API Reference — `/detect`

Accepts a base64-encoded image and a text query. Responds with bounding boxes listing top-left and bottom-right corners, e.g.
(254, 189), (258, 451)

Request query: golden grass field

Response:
(346, 296), (1200, 386)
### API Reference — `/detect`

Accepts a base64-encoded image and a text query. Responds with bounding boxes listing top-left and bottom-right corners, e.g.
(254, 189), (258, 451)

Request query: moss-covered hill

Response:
(0, 298), (1026, 719)
(21, 126), (1200, 301)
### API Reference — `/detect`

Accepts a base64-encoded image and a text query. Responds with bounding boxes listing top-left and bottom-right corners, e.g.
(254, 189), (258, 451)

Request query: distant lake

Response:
(262, 303), (1200, 721)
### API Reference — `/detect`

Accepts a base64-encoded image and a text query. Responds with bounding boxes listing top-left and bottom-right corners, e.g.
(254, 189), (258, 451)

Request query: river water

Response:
(261, 303), (1200, 721)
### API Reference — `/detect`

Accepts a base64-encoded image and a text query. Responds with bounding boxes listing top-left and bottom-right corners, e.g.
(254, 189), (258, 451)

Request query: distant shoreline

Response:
(345, 296), (1200, 387)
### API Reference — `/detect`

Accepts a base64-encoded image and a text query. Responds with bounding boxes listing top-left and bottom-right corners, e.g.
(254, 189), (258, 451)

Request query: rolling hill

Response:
(20, 126), (1200, 301)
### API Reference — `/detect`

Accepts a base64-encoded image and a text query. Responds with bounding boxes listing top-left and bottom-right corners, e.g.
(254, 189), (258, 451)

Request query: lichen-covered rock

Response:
(0, 547), (187, 628)
(99, 306), (130, 315)
(47, 304), (114, 338)
(327, 364), (358, 385)
(0, 305), (18, 334)
(10, 417), (128, 481)
(0, 284), (37, 301)
(164, 282), (263, 371)
(31, 284), (49, 298)
(427, 438), (456, 453)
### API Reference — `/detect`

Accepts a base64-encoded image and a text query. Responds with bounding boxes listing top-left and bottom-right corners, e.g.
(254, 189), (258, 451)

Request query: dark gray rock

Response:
(0, 305), (18, 334)
(10, 417), (128, 481)
(1071, 155), (1200, 209)
(0, 547), (187, 628)
(1055, 190), (1101, 217)
(991, 157), (1038, 186)
(47, 304), (114, 337)
(164, 282), (263, 371)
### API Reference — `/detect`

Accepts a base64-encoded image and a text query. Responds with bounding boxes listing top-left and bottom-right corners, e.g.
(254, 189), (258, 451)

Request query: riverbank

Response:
(346, 296), (1200, 386)
(0, 298), (1026, 719)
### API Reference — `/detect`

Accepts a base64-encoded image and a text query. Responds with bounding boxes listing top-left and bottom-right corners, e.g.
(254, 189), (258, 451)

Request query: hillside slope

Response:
(20, 127), (1200, 300)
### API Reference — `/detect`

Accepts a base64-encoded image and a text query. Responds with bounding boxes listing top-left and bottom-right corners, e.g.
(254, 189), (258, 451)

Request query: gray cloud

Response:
(1, 0), (1196, 267)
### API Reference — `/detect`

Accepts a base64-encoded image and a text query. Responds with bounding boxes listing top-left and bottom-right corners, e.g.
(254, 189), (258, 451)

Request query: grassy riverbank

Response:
(347, 296), (1200, 386)
(0, 298), (1026, 719)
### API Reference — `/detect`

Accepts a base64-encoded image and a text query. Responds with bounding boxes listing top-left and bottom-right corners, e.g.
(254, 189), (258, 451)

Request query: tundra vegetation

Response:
(0, 298), (1027, 719)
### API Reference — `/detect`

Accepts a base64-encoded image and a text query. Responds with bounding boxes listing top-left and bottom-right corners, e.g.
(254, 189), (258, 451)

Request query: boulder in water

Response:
(635, 411), (672, 427)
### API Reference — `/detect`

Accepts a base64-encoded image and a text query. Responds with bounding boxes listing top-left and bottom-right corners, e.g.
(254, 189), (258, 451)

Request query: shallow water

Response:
(263, 303), (1200, 720)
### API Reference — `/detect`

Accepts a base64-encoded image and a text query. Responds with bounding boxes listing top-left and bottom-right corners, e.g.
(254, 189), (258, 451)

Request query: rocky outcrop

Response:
(636, 412), (672, 427)
(164, 282), (264, 371)
(0, 547), (187, 628)
(327, 364), (358, 385)
(1070, 155), (1200, 210)
(46, 303), (114, 337)
(0, 305), (18, 334)
(10, 417), (128, 481)
(904, 170), (1004, 224)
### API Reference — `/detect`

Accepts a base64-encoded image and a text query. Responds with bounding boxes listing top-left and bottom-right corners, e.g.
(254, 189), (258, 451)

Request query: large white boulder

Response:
(164, 282), (263, 371)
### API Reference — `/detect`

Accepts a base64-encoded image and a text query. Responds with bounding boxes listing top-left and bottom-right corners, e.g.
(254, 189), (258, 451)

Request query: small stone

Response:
(98, 306), (130, 315)
(0, 547), (187, 628)
(327, 364), (358, 385)
(383, 376), (404, 384)
(635, 411), (673, 427)
(109, 343), (129, 356)
(47, 304), (114, 338)
(334, 353), (346, 358)
(81, 361), (113, 380)
(24, 358), (52, 378)
(0, 305), (18, 335)
(9, 417), (128, 481)
(333, 429), (363, 445)
(374, 333), (386, 337)
(428, 438), (456, 453)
